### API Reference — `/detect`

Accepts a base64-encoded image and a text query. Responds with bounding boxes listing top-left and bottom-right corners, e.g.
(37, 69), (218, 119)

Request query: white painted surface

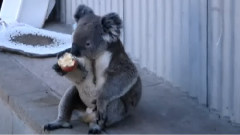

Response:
(0, 0), (55, 28)
(67, 0), (240, 124)
(0, 0), (22, 22)
(46, 0), (56, 19)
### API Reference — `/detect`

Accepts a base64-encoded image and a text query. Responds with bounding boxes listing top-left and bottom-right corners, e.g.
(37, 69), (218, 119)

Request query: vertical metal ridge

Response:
(147, 0), (155, 73)
(153, 0), (158, 73)
(156, 0), (166, 77)
(233, 0), (240, 123)
(229, 0), (235, 121)
(164, 0), (173, 82)
(206, 0), (210, 107)
(221, 0), (232, 117)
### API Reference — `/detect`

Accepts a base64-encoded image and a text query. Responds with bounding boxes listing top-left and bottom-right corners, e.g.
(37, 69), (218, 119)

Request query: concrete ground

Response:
(0, 23), (240, 134)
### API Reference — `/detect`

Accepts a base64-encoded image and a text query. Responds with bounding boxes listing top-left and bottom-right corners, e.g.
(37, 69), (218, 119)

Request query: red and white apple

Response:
(58, 53), (77, 72)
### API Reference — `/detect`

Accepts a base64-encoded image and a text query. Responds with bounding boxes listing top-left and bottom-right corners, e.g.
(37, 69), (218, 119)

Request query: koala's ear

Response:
(101, 13), (122, 43)
(74, 5), (94, 22)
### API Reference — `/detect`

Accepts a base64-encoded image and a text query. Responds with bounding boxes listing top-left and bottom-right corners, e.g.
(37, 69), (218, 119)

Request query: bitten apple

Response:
(58, 53), (77, 72)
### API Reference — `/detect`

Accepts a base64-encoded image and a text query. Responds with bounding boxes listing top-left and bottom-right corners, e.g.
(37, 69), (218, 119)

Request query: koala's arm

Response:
(53, 48), (88, 76)
(52, 58), (87, 77)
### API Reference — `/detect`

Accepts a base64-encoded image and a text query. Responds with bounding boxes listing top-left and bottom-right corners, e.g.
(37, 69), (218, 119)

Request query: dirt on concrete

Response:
(10, 34), (54, 46)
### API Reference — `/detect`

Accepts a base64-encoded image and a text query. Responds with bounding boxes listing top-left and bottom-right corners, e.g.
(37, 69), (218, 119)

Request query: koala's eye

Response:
(85, 41), (91, 47)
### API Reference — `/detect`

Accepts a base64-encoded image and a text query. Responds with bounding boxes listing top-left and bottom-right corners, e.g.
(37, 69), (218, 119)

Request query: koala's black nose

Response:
(71, 44), (81, 56)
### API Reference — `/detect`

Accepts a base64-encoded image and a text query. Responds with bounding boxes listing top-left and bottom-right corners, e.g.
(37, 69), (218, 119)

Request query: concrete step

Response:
(0, 53), (86, 134)
(1, 52), (240, 134)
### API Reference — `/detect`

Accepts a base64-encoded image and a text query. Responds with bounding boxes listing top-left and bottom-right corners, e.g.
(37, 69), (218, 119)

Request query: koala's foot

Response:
(88, 123), (102, 134)
(43, 120), (72, 131)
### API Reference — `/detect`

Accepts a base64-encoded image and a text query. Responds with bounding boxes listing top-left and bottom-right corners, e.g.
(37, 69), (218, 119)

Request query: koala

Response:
(44, 5), (142, 134)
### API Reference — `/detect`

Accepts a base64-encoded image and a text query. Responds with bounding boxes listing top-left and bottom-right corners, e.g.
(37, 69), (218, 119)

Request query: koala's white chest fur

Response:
(66, 51), (112, 108)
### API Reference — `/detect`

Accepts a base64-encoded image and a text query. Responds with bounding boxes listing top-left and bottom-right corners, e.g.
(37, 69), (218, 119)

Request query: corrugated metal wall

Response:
(122, 0), (208, 105)
(208, 0), (240, 124)
(66, 0), (123, 24)
(67, 0), (240, 124)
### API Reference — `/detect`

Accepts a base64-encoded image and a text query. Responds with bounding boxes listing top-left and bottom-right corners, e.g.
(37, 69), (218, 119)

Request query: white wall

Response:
(123, 0), (208, 105)
(67, 0), (240, 124)
(66, 0), (124, 24)
(208, 0), (240, 124)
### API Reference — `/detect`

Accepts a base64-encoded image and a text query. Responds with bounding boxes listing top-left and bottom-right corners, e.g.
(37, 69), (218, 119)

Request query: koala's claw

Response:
(43, 122), (72, 131)
(52, 63), (60, 71)
(52, 63), (66, 76)
(88, 127), (102, 134)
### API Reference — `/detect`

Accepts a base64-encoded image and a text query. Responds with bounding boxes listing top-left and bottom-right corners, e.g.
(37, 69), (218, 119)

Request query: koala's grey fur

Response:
(44, 5), (142, 134)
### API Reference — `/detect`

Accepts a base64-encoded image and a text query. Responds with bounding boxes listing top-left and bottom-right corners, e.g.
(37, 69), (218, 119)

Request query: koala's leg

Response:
(105, 98), (129, 126)
(44, 86), (87, 131)
(89, 77), (142, 134)
(88, 99), (128, 134)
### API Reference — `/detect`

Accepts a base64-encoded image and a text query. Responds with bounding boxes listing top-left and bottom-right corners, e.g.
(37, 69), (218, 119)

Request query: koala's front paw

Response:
(52, 63), (67, 76)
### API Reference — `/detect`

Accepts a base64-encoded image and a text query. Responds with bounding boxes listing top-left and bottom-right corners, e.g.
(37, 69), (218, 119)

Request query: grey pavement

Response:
(0, 23), (239, 134)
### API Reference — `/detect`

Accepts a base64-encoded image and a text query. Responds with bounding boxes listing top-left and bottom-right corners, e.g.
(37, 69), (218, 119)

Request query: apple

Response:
(60, 60), (77, 72)
(58, 53), (78, 72)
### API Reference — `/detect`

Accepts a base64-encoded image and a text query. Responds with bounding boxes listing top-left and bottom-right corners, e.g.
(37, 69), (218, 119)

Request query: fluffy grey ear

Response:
(101, 13), (122, 43)
(74, 5), (94, 22)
